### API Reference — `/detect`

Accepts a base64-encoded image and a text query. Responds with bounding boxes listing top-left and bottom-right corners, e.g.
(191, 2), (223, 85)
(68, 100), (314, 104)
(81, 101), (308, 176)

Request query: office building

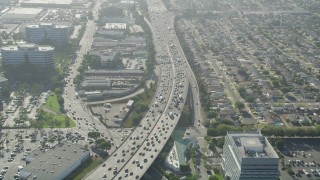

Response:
(20, 143), (90, 180)
(222, 132), (279, 180)
(1, 44), (55, 66)
(26, 23), (70, 46)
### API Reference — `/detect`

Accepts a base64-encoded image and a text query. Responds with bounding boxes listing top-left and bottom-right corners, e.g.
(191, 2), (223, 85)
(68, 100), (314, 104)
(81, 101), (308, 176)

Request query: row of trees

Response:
(261, 125), (320, 137)
(207, 124), (243, 137)
(174, 15), (212, 113)
(207, 123), (320, 138)
(127, 83), (156, 126)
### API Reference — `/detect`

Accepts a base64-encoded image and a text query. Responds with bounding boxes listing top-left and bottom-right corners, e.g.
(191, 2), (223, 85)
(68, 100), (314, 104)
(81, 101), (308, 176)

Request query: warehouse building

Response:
(20, 143), (90, 180)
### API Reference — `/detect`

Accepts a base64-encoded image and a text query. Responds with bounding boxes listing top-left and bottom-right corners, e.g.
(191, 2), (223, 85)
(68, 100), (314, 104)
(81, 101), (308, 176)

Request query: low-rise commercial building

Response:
(84, 69), (144, 77)
(20, 0), (88, 8)
(81, 79), (112, 90)
(20, 143), (90, 180)
(1, 8), (43, 22)
(222, 132), (279, 180)
(89, 50), (118, 67)
(92, 37), (146, 52)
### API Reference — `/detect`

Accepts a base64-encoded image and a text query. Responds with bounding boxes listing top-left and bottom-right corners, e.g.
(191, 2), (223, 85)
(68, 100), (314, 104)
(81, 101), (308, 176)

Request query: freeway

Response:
(86, 0), (201, 179)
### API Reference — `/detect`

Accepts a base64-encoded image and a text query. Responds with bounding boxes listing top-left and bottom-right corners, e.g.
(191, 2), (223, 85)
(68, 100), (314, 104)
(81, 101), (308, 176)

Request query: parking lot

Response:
(123, 58), (146, 70)
(0, 124), (128, 180)
(91, 103), (127, 127)
(279, 138), (320, 179)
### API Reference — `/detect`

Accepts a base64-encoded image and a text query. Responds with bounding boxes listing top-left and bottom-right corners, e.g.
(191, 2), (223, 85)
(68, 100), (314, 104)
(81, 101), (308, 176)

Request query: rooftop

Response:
(20, 143), (89, 180)
(228, 132), (278, 159)
(6, 7), (43, 15)
(21, 0), (73, 5)
(82, 79), (112, 87)
(1, 44), (54, 51)
(85, 69), (144, 75)
(27, 23), (69, 29)
(105, 23), (127, 30)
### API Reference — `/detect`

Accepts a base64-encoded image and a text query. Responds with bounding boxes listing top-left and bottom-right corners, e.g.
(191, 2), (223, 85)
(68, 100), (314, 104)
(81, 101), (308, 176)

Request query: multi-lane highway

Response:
(85, 0), (201, 179)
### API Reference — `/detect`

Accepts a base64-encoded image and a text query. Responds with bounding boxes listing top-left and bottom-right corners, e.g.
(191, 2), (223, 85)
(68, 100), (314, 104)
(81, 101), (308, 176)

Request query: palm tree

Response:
(0, 140), (4, 157)
(4, 132), (9, 152)
(14, 133), (20, 140)
(0, 140), (4, 150)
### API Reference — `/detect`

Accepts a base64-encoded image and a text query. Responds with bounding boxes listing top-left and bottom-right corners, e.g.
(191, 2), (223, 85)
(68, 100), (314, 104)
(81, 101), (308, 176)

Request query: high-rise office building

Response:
(25, 23), (70, 46)
(1, 44), (55, 66)
(222, 132), (279, 180)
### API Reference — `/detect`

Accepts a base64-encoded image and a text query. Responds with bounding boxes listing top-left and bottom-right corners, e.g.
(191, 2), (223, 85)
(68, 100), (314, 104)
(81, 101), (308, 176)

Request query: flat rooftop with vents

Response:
(20, 143), (90, 180)
(222, 132), (279, 180)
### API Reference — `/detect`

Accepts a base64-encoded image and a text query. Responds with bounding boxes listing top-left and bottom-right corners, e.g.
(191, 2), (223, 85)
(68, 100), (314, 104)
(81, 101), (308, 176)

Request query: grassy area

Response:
(45, 94), (61, 113)
(258, 122), (267, 129)
(34, 111), (75, 128)
(122, 82), (157, 128)
(215, 172), (224, 180)
(67, 157), (105, 180)
(295, 102), (310, 108)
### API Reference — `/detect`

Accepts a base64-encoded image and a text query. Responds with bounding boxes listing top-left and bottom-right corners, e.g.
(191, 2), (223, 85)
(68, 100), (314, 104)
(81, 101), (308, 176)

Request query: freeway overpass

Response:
(85, 0), (201, 179)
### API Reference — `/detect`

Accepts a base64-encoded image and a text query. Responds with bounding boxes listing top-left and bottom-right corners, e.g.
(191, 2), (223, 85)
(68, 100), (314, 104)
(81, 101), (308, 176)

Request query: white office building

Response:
(26, 23), (70, 46)
(1, 44), (55, 66)
(222, 132), (279, 180)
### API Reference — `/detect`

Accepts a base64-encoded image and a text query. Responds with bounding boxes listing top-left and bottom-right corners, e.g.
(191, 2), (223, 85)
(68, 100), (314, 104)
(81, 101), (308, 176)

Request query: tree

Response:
(238, 67), (249, 79)
(286, 167), (294, 176)
(54, 88), (63, 95)
(64, 117), (70, 127)
(180, 163), (191, 172)
(235, 101), (245, 110)
(237, 86), (246, 96)
(88, 132), (100, 140)
(274, 138), (285, 150)
(209, 175), (219, 180)
(217, 137), (225, 148)
(41, 138), (47, 149)
(95, 138), (111, 149)
(207, 110), (218, 119)
(55, 120), (62, 128)
(88, 10), (93, 20)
